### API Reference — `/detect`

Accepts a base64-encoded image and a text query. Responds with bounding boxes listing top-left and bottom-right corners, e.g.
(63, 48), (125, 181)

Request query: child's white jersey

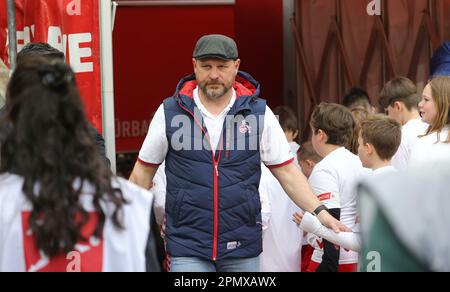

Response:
(409, 126), (450, 167)
(373, 165), (397, 176)
(260, 143), (302, 272)
(259, 164), (303, 272)
(392, 118), (429, 170)
(0, 173), (152, 272)
(308, 147), (366, 265)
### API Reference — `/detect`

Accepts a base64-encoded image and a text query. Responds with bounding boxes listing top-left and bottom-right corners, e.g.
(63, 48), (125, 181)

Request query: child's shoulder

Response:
(318, 148), (359, 167)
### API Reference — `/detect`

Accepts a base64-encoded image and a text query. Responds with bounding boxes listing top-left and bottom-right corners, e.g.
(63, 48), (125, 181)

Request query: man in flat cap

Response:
(130, 34), (348, 272)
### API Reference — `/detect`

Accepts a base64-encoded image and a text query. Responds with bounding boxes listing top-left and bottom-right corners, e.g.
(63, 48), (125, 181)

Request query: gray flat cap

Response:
(193, 34), (238, 61)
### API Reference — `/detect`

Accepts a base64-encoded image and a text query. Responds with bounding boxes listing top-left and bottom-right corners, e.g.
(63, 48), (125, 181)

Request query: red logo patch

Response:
(317, 193), (331, 202)
(21, 212), (104, 272)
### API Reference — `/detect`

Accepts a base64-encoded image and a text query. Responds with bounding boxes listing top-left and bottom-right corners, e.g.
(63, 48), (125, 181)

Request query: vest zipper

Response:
(178, 102), (223, 261)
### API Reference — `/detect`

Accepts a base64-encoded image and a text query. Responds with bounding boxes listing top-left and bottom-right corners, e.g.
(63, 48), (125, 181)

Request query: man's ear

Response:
(235, 59), (241, 69)
(306, 160), (315, 168)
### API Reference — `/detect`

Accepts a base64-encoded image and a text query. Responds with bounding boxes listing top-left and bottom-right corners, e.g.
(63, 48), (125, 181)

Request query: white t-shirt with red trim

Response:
(308, 147), (367, 265)
(0, 173), (152, 272)
(138, 87), (294, 168)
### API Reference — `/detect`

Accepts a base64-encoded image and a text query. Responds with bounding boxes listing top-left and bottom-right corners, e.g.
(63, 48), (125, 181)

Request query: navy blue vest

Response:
(163, 72), (266, 261)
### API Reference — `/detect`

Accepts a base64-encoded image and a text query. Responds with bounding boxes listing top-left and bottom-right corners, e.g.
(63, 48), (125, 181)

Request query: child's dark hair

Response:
(1, 58), (127, 257)
(378, 77), (419, 111)
(298, 141), (322, 163)
(272, 106), (299, 133)
(310, 103), (355, 148)
(342, 87), (371, 110)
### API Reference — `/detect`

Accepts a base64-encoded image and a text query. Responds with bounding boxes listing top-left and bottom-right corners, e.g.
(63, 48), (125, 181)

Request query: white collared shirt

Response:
(192, 87), (236, 152)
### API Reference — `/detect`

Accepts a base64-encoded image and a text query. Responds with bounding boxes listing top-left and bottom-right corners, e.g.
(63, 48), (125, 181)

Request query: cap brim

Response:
(194, 54), (236, 61)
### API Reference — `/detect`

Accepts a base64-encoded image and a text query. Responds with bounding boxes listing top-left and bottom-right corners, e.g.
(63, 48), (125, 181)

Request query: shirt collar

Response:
(193, 87), (236, 119)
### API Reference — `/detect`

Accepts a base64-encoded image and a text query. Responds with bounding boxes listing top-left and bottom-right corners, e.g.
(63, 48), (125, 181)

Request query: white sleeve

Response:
(258, 165), (272, 229)
(300, 212), (361, 252)
(308, 167), (341, 209)
(306, 232), (322, 250)
(261, 106), (294, 168)
(152, 164), (167, 226)
(138, 104), (168, 166)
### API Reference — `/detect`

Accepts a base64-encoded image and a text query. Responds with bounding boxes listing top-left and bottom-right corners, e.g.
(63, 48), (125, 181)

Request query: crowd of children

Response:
(294, 73), (450, 272)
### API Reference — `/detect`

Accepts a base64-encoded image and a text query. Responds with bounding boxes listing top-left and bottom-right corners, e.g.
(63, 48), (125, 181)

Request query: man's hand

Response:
(317, 211), (351, 233)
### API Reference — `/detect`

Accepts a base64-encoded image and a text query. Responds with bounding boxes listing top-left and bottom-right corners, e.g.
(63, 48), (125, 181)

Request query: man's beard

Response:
(199, 82), (232, 100)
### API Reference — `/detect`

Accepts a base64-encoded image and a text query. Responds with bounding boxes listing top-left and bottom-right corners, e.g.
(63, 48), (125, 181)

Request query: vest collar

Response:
(174, 71), (260, 115)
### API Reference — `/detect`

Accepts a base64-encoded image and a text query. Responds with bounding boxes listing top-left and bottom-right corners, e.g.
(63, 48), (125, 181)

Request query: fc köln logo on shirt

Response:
(239, 120), (252, 134)
(21, 212), (104, 272)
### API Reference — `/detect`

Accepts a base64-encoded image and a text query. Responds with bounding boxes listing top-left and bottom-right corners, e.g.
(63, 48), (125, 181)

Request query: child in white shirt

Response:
(260, 106), (303, 272)
(297, 141), (322, 271)
(378, 77), (429, 170)
(297, 115), (402, 255)
(411, 77), (450, 166)
(303, 103), (365, 272)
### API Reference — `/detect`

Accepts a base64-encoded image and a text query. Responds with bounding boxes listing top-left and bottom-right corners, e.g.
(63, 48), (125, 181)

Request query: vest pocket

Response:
(246, 190), (261, 226)
(172, 190), (187, 227)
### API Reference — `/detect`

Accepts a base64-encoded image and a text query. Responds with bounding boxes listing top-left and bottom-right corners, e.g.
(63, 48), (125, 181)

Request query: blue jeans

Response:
(169, 256), (260, 272)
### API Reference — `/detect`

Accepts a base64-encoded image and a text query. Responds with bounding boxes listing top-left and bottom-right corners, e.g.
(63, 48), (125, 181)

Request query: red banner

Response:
(0, 0), (102, 133)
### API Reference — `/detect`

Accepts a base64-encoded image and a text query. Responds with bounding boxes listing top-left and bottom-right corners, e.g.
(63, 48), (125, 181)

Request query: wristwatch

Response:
(313, 204), (329, 216)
